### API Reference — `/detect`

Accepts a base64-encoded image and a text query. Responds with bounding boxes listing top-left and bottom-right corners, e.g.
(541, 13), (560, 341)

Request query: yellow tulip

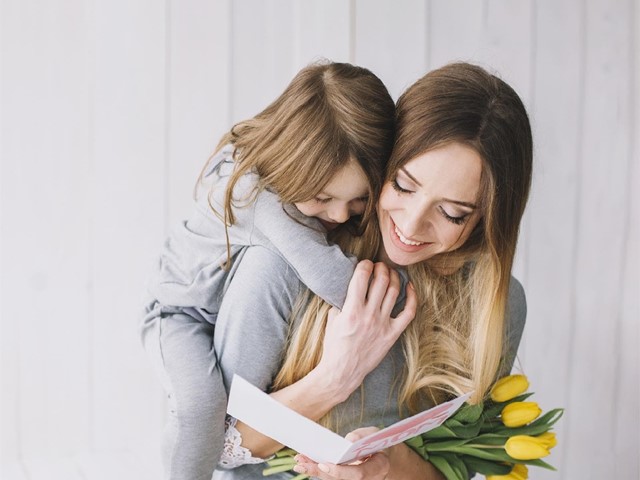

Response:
(487, 463), (529, 480)
(490, 374), (529, 402)
(501, 401), (542, 427)
(505, 435), (550, 460)
(536, 432), (558, 449)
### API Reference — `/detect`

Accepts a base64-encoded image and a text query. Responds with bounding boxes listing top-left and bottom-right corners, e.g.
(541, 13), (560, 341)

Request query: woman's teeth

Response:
(394, 225), (426, 246)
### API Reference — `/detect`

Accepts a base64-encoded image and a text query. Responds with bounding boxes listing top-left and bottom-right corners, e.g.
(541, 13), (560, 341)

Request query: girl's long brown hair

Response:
(197, 60), (396, 268)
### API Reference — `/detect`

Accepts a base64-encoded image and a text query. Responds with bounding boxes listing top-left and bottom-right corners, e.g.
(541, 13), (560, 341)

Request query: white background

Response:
(1, 1), (638, 479)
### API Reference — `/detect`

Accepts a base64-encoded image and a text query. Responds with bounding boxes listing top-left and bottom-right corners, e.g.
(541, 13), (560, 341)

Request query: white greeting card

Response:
(227, 374), (471, 464)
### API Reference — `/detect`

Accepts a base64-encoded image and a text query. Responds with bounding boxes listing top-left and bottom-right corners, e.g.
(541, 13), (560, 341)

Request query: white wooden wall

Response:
(1, 1), (638, 479)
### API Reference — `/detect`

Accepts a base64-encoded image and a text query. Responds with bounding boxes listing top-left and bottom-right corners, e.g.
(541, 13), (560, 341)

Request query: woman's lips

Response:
(389, 218), (431, 252)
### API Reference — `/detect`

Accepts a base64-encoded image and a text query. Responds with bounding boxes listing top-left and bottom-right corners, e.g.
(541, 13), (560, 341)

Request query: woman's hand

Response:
(313, 260), (417, 399)
(293, 427), (446, 480)
(294, 427), (390, 480)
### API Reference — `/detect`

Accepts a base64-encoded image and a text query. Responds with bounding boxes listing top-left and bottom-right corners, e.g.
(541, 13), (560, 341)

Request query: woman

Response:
(212, 62), (532, 479)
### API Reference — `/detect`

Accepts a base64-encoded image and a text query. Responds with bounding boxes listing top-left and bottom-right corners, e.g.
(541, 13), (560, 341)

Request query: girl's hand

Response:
(313, 260), (417, 401)
(294, 427), (389, 480)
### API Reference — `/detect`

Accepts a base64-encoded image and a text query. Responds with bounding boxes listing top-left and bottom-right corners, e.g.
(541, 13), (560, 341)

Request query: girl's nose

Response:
(328, 204), (350, 223)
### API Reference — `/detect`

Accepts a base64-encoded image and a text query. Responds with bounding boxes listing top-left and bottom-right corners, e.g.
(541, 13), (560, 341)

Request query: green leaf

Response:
(451, 446), (514, 463)
(443, 452), (469, 480)
(469, 433), (509, 446)
(262, 463), (296, 476)
(429, 454), (465, 480)
(422, 424), (459, 440)
(405, 434), (424, 448)
(451, 402), (484, 423)
(425, 438), (470, 452)
(523, 458), (557, 471)
(265, 457), (297, 467)
(461, 455), (512, 475)
(448, 419), (483, 439)
(274, 448), (297, 458)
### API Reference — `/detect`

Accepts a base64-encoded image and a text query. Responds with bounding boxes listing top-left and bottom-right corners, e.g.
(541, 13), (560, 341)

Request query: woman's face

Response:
(378, 142), (483, 267)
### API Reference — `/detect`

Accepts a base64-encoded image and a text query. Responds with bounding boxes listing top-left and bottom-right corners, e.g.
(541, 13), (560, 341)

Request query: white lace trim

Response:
(217, 416), (267, 469)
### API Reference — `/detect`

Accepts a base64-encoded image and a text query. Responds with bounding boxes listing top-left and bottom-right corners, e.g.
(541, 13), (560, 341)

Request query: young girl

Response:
(140, 61), (395, 480)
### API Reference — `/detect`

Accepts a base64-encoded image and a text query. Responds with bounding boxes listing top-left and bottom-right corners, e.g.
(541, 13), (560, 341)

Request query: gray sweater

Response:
(146, 145), (356, 323)
(211, 246), (527, 480)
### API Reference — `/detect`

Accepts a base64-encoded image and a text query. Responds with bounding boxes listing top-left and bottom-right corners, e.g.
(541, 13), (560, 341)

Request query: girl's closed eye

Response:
(314, 197), (332, 204)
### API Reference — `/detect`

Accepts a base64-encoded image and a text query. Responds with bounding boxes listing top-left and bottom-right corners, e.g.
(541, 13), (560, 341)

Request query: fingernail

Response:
(318, 464), (330, 473)
(293, 465), (307, 474)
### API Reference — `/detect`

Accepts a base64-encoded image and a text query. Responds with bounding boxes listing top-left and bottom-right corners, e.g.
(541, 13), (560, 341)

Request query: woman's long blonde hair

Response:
(197, 60), (395, 267)
(274, 62), (533, 412)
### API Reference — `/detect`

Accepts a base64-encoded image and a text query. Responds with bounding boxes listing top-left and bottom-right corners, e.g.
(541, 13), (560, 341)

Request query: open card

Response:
(227, 374), (471, 464)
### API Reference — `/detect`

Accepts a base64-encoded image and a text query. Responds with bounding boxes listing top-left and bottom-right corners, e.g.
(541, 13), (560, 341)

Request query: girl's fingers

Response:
(341, 260), (374, 312)
(379, 268), (401, 318)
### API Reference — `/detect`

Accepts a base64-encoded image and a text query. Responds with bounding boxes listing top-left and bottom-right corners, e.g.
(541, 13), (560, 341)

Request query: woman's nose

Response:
(402, 207), (430, 238)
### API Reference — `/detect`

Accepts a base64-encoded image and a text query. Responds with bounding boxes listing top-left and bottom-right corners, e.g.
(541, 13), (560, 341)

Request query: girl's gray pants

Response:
(141, 301), (227, 480)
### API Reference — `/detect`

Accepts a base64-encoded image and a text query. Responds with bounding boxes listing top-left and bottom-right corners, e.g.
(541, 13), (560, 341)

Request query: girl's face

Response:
(295, 159), (369, 231)
(378, 143), (483, 266)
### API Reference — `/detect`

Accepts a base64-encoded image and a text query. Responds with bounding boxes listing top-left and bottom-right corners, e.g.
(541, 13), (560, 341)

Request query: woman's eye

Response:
(391, 179), (412, 194)
(438, 206), (468, 225)
(314, 197), (332, 204)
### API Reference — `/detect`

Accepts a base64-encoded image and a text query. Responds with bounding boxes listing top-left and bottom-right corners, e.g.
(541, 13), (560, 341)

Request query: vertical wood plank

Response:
(354, 0), (429, 100)
(293, 0), (351, 70)
(167, 0), (232, 226)
(230, 0), (295, 124)
(1, 0), (92, 460)
(90, 0), (167, 456)
(613, 2), (639, 477)
(564, 0), (633, 477)
(429, 0), (485, 68)
(520, 1), (583, 477)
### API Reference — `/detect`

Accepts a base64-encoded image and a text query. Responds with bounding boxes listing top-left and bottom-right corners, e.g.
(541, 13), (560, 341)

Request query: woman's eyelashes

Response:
(438, 206), (469, 225)
(391, 178), (412, 193)
(314, 197), (332, 204)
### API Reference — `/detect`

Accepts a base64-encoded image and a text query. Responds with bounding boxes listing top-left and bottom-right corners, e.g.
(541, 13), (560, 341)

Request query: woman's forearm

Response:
(386, 443), (446, 480)
(233, 365), (354, 458)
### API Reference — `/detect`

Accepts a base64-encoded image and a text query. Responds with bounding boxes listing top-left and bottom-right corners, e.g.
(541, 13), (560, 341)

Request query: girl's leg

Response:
(142, 309), (226, 480)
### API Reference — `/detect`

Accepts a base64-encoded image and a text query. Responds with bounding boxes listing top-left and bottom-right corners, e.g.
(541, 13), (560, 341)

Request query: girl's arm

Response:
(216, 253), (416, 459)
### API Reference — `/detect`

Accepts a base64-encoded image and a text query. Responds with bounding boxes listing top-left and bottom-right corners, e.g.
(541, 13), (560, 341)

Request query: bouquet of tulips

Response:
(264, 374), (562, 480)
(404, 374), (563, 480)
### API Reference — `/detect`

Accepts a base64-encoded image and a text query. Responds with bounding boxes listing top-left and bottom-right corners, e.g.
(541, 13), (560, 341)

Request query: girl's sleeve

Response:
(250, 189), (356, 310)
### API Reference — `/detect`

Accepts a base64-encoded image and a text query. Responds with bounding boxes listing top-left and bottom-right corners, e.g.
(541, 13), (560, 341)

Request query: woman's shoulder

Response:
(226, 245), (304, 303)
(507, 275), (527, 325)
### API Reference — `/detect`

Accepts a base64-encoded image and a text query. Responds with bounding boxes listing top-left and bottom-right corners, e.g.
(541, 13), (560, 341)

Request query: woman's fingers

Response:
(295, 452), (390, 480)
(341, 260), (374, 313)
(363, 262), (391, 308)
(344, 426), (380, 442)
(392, 281), (417, 332)
(379, 268), (401, 318)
